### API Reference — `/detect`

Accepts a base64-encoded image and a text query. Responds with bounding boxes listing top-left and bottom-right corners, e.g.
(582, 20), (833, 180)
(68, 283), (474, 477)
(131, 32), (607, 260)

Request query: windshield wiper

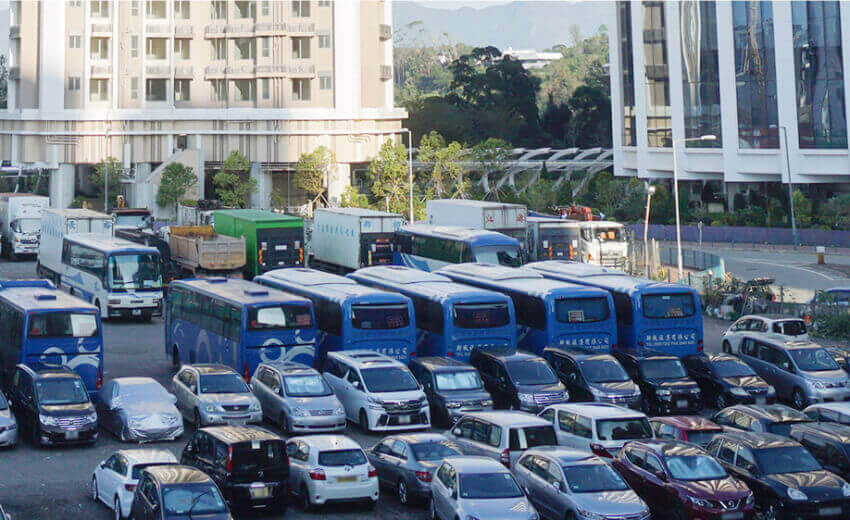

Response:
(186, 488), (214, 520)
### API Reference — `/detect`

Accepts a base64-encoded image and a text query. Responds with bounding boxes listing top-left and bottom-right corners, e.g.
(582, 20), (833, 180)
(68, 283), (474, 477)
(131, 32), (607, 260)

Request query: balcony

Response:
(91, 23), (113, 36)
(225, 65), (256, 78)
(379, 24), (392, 40)
(9, 25), (20, 40)
(287, 63), (315, 77)
(204, 64), (226, 79)
(205, 24), (226, 38)
(287, 22), (315, 36)
(256, 64), (287, 77)
(174, 66), (194, 79)
(90, 64), (111, 78)
(380, 64), (392, 81)
(174, 25), (193, 38)
(146, 23), (171, 36)
(225, 24), (256, 37)
(146, 64), (170, 77)
(255, 22), (286, 35)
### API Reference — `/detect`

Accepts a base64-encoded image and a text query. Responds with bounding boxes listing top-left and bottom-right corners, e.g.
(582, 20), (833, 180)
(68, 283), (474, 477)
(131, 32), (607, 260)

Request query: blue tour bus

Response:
(393, 224), (523, 272)
(254, 268), (417, 364)
(347, 265), (517, 361)
(165, 277), (317, 379)
(0, 280), (103, 398)
(526, 261), (703, 358)
(437, 263), (618, 355)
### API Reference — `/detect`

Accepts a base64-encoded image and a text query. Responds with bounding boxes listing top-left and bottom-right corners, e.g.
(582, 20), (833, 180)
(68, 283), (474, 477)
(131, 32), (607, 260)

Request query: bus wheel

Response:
(359, 410), (370, 432)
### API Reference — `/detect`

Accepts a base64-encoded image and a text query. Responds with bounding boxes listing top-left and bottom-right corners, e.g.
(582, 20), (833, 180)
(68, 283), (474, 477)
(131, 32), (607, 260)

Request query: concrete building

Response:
(501, 47), (562, 70)
(610, 1), (850, 202)
(3, 0), (404, 214)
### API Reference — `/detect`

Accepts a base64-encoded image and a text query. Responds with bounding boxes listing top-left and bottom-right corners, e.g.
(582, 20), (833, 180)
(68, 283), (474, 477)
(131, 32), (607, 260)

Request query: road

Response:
(0, 259), (731, 519)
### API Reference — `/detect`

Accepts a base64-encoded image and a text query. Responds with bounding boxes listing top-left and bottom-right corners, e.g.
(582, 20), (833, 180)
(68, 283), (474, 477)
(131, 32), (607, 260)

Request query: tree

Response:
(567, 85), (612, 148)
(541, 93), (571, 144)
(792, 189), (813, 228)
(90, 156), (122, 209)
(156, 163), (196, 212)
(213, 150), (256, 208)
(417, 131), (469, 198)
(339, 186), (373, 209)
(366, 140), (413, 218)
(0, 55), (8, 109)
(294, 146), (336, 209)
(820, 194), (850, 229)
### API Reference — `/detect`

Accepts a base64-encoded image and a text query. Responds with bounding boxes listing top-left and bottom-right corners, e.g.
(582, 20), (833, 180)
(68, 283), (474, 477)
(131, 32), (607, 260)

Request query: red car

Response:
(650, 416), (724, 447)
(612, 439), (754, 520)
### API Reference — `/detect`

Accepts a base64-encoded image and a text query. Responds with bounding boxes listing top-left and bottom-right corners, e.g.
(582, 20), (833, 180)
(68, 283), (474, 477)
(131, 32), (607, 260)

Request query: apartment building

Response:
(4, 0), (403, 213)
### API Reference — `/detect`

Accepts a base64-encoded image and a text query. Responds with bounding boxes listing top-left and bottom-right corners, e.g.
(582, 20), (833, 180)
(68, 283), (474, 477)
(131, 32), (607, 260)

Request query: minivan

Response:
(447, 411), (556, 469)
(538, 403), (654, 458)
(543, 347), (641, 408)
(469, 349), (568, 413)
(409, 356), (493, 428)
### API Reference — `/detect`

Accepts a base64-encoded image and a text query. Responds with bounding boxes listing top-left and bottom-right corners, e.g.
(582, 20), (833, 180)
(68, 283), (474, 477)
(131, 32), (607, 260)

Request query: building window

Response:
(131, 0), (139, 15)
(212, 79), (228, 101)
(292, 37), (310, 59)
(146, 0), (166, 18)
(131, 35), (139, 58)
(617, 1), (636, 146)
(69, 35), (81, 49)
(146, 78), (168, 101)
(235, 38), (256, 60)
(292, 78), (311, 101)
(642, 1), (671, 148)
(174, 39), (190, 60)
(793, 1), (847, 149)
(174, 0), (190, 19)
(262, 37), (270, 58)
(91, 37), (110, 60)
(146, 38), (167, 60)
(68, 76), (81, 91)
(319, 71), (332, 90)
(90, 79), (109, 102)
(235, 0), (256, 19)
(292, 0), (310, 17)
(261, 0), (269, 16)
(234, 79), (256, 101)
(211, 0), (226, 19)
(262, 78), (270, 99)
(680, 0), (722, 147)
(131, 77), (139, 99)
(318, 31), (331, 49)
(318, 0), (331, 6)
(70, 0), (82, 7)
(91, 0), (110, 18)
(211, 39), (227, 60)
(175, 79), (191, 101)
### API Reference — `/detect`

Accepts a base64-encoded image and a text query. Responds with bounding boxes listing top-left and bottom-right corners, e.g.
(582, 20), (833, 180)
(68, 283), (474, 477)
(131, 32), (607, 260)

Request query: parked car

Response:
(430, 456), (538, 520)
(130, 465), (232, 520)
(804, 402), (850, 425)
(712, 404), (814, 436)
(91, 448), (178, 519)
(367, 433), (463, 506)
(447, 411), (556, 469)
(811, 287), (850, 306)
(7, 364), (98, 447)
(97, 378), (183, 442)
(612, 439), (754, 520)
(722, 314), (809, 353)
(249, 361), (345, 434)
(0, 391), (18, 448)
(613, 352), (702, 416)
(409, 356), (494, 428)
(738, 336), (850, 409)
(285, 434), (379, 511)
(322, 350), (429, 432)
(788, 422), (850, 481)
(707, 430), (850, 519)
(826, 347), (850, 373)
(543, 347), (641, 408)
(538, 403), (653, 458)
(0, 503), (8, 520)
(180, 425), (287, 514)
(469, 349), (568, 413)
(514, 447), (650, 520)
(171, 364), (262, 427)
(682, 352), (776, 409)
(649, 416), (724, 448)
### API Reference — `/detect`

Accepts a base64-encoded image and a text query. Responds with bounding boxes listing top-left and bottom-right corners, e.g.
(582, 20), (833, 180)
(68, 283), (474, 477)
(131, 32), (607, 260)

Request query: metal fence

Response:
(627, 223), (850, 248)
(628, 239), (725, 292)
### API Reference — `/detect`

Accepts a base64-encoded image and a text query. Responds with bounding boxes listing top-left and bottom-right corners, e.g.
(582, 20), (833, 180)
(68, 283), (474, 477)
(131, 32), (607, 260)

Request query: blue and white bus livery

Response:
(393, 224), (522, 272)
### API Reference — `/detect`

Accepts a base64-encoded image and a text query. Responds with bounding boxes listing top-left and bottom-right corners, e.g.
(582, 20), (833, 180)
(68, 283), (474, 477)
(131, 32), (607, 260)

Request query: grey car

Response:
(409, 357), (494, 428)
(0, 391), (18, 448)
(172, 364), (262, 427)
(97, 377), (183, 442)
(367, 433), (464, 506)
(250, 361), (345, 434)
(513, 447), (650, 520)
(431, 456), (539, 520)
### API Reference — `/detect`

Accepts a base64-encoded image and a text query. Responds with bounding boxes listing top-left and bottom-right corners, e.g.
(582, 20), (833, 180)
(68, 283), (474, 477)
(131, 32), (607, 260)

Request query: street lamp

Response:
(402, 128), (414, 222)
(644, 184), (656, 278)
(672, 134), (716, 280)
(780, 126), (798, 249)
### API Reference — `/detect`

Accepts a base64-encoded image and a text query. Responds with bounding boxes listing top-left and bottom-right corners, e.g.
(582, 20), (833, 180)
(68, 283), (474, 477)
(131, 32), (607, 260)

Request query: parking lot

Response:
(0, 259), (730, 519)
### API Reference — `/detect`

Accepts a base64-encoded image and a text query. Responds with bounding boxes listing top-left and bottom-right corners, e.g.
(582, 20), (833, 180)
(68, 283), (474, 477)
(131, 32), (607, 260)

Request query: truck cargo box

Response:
(310, 207), (404, 272)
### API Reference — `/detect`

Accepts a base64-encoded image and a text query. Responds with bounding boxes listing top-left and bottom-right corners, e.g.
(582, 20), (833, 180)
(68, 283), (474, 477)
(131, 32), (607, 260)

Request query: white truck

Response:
(425, 199), (528, 249)
(37, 208), (114, 284)
(527, 215), (629, 267)
(309, 207), (405, 273)
(0, 193), (49, 259)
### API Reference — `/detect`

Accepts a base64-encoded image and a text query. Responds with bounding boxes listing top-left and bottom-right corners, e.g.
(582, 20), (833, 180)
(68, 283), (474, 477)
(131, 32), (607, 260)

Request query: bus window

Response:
(555, 297), (610, 323)
(473, 245), (522, 267)
(351, 304), (410, 330)
(68, 243), (107, 279)
(108, 253), (161, 290)
(247, 304), (313, 330)
(642, 293), (696, 319)
(453, 303), (511, 329)
(27, 312), (99, 338)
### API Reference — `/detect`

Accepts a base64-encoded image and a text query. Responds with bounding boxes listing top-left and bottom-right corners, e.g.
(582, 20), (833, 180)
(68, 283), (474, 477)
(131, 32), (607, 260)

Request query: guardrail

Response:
(628, 223), (850, 248)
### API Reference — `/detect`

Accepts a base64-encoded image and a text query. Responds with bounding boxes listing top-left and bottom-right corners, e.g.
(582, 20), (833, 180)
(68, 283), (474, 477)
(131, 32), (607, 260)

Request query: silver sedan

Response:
(97, 378), (183, 442)
(0, 391), (17, 448)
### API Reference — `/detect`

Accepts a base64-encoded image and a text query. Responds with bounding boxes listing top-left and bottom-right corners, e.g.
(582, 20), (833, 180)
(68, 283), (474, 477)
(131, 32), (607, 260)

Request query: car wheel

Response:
(397, 479), (410, 506)
(722, 341), (731, 354)
(279, 413), (290, 435)
(114, 496), (122, 520)
(359, 409), (369, 432)
(300, 484), (312, 512)
(792, 389), (807, 410)
(91, 477), (99, 503)
(715, 393), (727, 410)
(194, 409), (204, 428)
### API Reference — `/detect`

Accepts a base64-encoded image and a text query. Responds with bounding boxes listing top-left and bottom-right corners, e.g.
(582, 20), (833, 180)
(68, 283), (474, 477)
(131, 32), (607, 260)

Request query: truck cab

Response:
(0, 193), (50, 259)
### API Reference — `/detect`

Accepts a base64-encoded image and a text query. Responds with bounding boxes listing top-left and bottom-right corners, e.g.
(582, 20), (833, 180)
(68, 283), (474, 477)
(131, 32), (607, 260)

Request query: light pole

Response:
(672, 134), (716, 280)
(104, 128), (110, 212)
(781, 126), (798, 249)
(402, 128), (414, 222)
(644, 184), (656, 278)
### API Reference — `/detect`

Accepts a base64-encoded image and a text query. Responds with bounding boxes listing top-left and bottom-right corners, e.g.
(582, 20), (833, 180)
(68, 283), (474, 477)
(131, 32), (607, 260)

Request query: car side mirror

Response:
(352, 380), (360, 389)
(452, 428), (462, 436)
(553, 481), (564, 492)
(568, 373), (577, 382)
(424, 382), (433, 392)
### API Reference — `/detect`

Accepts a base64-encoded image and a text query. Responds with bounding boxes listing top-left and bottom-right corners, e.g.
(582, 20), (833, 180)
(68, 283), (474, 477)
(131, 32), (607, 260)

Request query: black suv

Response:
(788, 422), (850, 481)
(131, 465), (231, 520)
(712, 404), (814, 437)
(409, 356), (494, 427)
(543, 346), (642, 408)
(469, 349), (568, 413)
(613, 351), (702, 415)
(7, 364), (98, 447)
(683, 352), (776, 409)
(181, 425), (288, 514)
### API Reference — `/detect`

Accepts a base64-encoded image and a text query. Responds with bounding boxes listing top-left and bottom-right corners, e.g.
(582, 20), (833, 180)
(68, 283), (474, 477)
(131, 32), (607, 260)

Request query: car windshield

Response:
(789, 348), (840, 372)
(199, 373), (250, 394)
(754, 446), (822, 474)
(712, 359), (756, 378)
(596, 418), (653, 441)
(459, 473), (523, 499)
(473, 245), (523, 267)
(665, 455), (728, 481)
(453, 303), (511, 329)
(13, 218), (40, 234)
(555, 297), (610, 323)
(640, 359), (688, 380)
(434, 370), (484, 391)
(283, 374), (332, 397)
(410, 441), (462, 461)
(108, 253), (161, 290)
(318, 449), (367, 467)
(580, 358), (630, 383)
(686, 430), (723, 447)
(0, 392), (8, 410)
(247, 304), (313, 331)
(35, 378), (89, 406)
(360, 367), (420, 393)
(776, 321), (807, 336)
(563, 463), (629, 493)
(351, 304), (410, 330)
(27, 312), (99, 338)
(506, 360), (558, 385)
(641, 293), (696, 319)
(161, 483), (227, 515)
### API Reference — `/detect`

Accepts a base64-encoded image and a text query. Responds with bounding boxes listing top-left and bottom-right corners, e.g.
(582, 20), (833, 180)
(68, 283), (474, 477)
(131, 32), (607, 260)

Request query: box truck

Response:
(168, 225), (246, 278)
(425, 199), (528, 249)
(213, 209), (304, 278)
(37, 208), (114, 283)
(527, 214), (628, 267)
(309, 207), (405, 273)
(0, 193), (49, 259)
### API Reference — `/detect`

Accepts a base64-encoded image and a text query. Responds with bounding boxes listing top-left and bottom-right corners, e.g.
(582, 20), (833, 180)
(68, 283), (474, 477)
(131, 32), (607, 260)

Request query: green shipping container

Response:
(213, 209), (305, 278)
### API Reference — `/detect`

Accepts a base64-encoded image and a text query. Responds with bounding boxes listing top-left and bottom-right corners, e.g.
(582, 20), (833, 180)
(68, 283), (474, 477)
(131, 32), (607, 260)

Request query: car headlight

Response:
(249, 401), (261, 412)
(517, 392), (534, 403)
(745, 492), (754, 505)
(842, 483), (850, 497)
(333, 405), (345, 415)
(445, 401), (463, 409)
(39, 414), (59, 426)
(576, 510), (604, 520)
(767, 386), (776, 395)
(691, 388), (701, 395)
(204, 404), (218, 413)
(482, 399), (493, 407)
(657, 389), (672, 396)
(291, 407), (308, 417)
(687, 496), (711, 508)
(787, 487), (808, 501)
(812, 381), (827, 390)
(85, 412), (98, 423)
(730, 387), (749, 397)
(366, 396), (384, 410)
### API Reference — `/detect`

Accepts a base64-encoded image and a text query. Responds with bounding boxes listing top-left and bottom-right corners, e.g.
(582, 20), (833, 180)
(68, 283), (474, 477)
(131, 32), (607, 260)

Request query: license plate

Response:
(337, 476), (357, 483)
(820, 507), (841, 515)
(722, 513), (744, 520)
(756, 397), (766, 405)
(132, 309), (142, 316)
(249, 484), (269, 499)
(65, 430), (79, 440)
(398, 415), (411, 424)
(676, 399), (688, 408)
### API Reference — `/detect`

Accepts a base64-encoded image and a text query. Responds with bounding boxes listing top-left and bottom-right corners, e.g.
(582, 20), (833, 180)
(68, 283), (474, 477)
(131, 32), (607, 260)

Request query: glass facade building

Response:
(643, 1), (672, 147)
(618, 1), (637, 146)
(680, 0), (722, 147)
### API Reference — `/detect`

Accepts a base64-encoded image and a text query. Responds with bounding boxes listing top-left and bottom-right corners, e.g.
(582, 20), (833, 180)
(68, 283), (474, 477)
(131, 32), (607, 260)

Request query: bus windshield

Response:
(453, 303), (511, 329)
(473, 245), (522, 267)
(28, 312), (99, 338)
(351, 304), (410, 330)
(247, 304), (313, 331)
(555, 297), (610, 323)
(108, 253), (161, 290)
(582, 226), (625, 242)
(642, 293), (696, 319)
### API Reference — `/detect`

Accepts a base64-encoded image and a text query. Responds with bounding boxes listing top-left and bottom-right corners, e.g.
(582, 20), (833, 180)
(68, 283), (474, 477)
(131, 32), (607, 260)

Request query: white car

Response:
(322, 350), (429, 432)
(91, 448), (178, 519)
(538, 403), (654, 458)
(286, 434), (379, 511)
(804, 402), (850, 426)
(721, 314), (809, 354)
